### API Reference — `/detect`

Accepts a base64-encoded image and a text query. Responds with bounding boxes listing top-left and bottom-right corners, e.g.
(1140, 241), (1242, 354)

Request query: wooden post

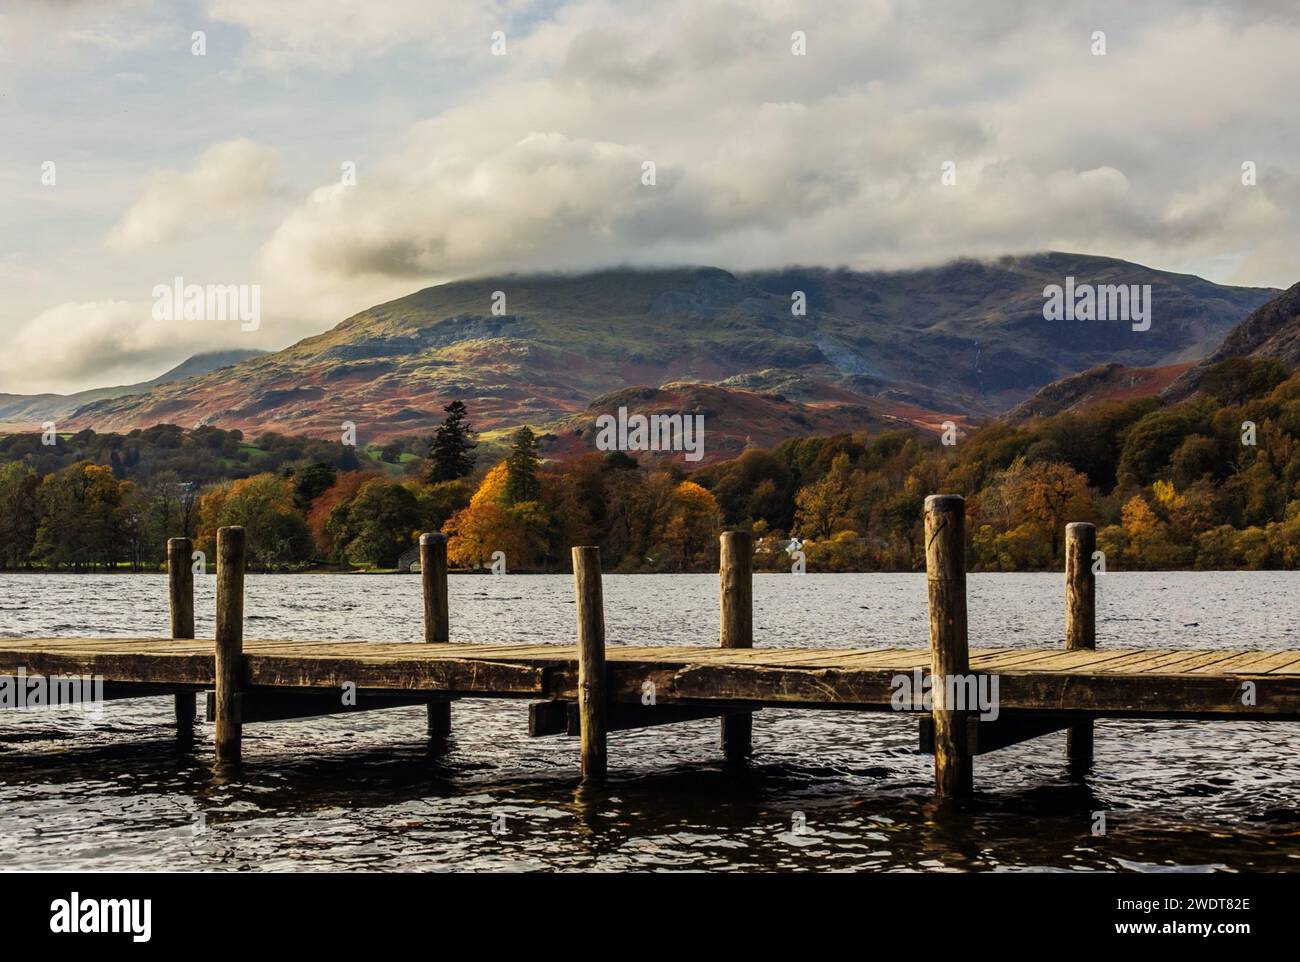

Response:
(1065, 522), (1096, 771)
(573, 546), (607, 783)
(420, 532), (452, 737)
(719, 530), (753, 761)
(925, 494), (972, 802)
(423, 533), (454, 738)
(214, 526), (245, 763)
(420, 532), (450, 644)
(167, 537), (196, 729)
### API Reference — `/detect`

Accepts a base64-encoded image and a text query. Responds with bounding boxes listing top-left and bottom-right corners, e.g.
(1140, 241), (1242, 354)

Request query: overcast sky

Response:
(2, 0), (1298, 394)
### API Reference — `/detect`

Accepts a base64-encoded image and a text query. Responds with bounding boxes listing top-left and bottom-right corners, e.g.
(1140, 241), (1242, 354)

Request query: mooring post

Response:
(420, 532), (452, 737)
(214, 526), (245, 764)
(167, 537), (196, 729)
(719, 530), (754, 761)
(925, 494), (972, 803)
(573, 545), (607, 783)
(1065, 521), (1097, 771)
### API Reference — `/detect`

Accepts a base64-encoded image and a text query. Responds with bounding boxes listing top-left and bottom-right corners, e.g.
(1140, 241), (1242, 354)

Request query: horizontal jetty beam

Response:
(918, 712), (1078, 756)
(527, 700), (745, 737)
(204, 688), (453, 725)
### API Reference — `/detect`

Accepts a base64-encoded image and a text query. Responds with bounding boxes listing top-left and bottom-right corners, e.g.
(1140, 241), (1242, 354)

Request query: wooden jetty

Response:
(3, 494), (1300, 803)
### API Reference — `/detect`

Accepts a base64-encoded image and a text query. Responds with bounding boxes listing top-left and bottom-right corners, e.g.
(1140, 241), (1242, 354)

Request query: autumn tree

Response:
(199, 473), (310, 569)
(995, 458), (1093, 561)
(306, 471), (369, 559)
(326, 478), (423, 567)
(1120, 495), (1179, 569)
(793, 453), (856, 540)
(34, 462), (127, 570)
(661, 481), (721, 571)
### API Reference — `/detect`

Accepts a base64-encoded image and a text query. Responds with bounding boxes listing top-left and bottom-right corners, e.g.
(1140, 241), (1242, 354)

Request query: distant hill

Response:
(1004, 361), (1194, 424)
(49, 255), (1274, 454)
(538, 382), (975, 463)
(1163, 281), (1300, 402)
(0, 350), (267, 428)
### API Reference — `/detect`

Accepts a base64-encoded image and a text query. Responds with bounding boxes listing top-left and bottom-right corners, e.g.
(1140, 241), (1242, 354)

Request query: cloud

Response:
(204, 0), (536, 70)
(107, 139), (282, 251)
(7, 0), (1300, 395)
(258, 0), (1300, 302)
(0, 1), (170, 68)
(0, 300), (239, 395)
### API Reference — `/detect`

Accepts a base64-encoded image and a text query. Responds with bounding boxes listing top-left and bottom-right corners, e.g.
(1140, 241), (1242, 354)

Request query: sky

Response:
(2, 0), (1298, 395)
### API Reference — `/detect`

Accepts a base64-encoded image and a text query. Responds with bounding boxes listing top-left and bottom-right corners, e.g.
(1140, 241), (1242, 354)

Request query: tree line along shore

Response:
(1, 357), (1297, 574)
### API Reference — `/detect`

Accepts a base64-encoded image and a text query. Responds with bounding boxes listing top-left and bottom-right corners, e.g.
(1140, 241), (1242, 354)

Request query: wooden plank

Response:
(993, 671), (1300, 716)
(751, 648), (910, 668)
(1201, 651), (1300, 674)
(0, 649), (216, 685)
(245, 655), (547, 694)
(919, 712), (1075, 756)
(578, 702), (734, 736)
(1163, 651), (1253, 674)
(529, 700), (571, 736)
(972, 649), (1078, 670)
(1261, 653), (1300, 674)
(996, 649), (1135, 672)
(203, 688), (445, 724)
(1114, 650), (1217, 673)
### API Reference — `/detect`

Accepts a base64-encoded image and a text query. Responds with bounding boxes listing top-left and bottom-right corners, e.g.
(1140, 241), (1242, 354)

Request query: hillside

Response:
(1163, 281), (1300, 402)
(538, 382), (975, 463)
(54, 255), (1274, 453)
(0, 350), (266, 429)
(1004, 361), (1194, 424)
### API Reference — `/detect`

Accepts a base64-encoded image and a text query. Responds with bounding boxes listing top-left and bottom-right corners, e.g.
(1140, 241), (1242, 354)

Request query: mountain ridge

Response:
(0, 349), (267, 428)
(31, 254), (1276, 454)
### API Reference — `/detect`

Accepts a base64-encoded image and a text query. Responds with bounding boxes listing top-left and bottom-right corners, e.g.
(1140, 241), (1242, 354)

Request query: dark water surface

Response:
(1, 571), (1298, 872)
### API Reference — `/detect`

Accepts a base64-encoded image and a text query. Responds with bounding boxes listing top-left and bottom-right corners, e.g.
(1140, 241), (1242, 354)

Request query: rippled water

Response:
(1, 571), (1298, 872)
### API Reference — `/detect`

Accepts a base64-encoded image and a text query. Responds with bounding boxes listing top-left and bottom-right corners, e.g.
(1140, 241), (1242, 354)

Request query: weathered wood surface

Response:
(214, 526), (245, 762)
(167, 537), (196, 728)
(419, 531), (452, 737)
(419, 532), (449, 644)
(573, 546), (607, 782)
(1064, 521), (1097, 769)
(925, 494), (972, 800)
(203, 688), (445, 724)
(3, 640), (1300, 717)
(528, 700), (737, 737)
(919, 712), (1075, 756)
(719, 530), (754, 760)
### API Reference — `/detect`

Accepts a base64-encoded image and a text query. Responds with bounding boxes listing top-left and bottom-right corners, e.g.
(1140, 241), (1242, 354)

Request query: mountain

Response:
(539, 382), (975, 463)
(0, 350), (267, 429)
(1163, 281), (1300, 402)
(1004, 362), (1194, 424)
(51, 255), (1274, 455)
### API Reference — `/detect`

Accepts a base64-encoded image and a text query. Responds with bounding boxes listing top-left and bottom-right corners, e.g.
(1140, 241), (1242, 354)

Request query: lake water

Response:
(1, 571), (1298, 872)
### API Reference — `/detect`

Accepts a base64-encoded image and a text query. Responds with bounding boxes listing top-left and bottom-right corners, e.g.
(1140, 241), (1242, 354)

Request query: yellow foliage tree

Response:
(662, 480), (720, 571)
(470, 461), (509, 508)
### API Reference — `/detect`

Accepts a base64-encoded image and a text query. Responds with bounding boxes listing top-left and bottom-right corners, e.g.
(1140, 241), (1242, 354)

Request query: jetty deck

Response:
(4, 497), (1299, 804)
(3, 639), (1300, 716)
